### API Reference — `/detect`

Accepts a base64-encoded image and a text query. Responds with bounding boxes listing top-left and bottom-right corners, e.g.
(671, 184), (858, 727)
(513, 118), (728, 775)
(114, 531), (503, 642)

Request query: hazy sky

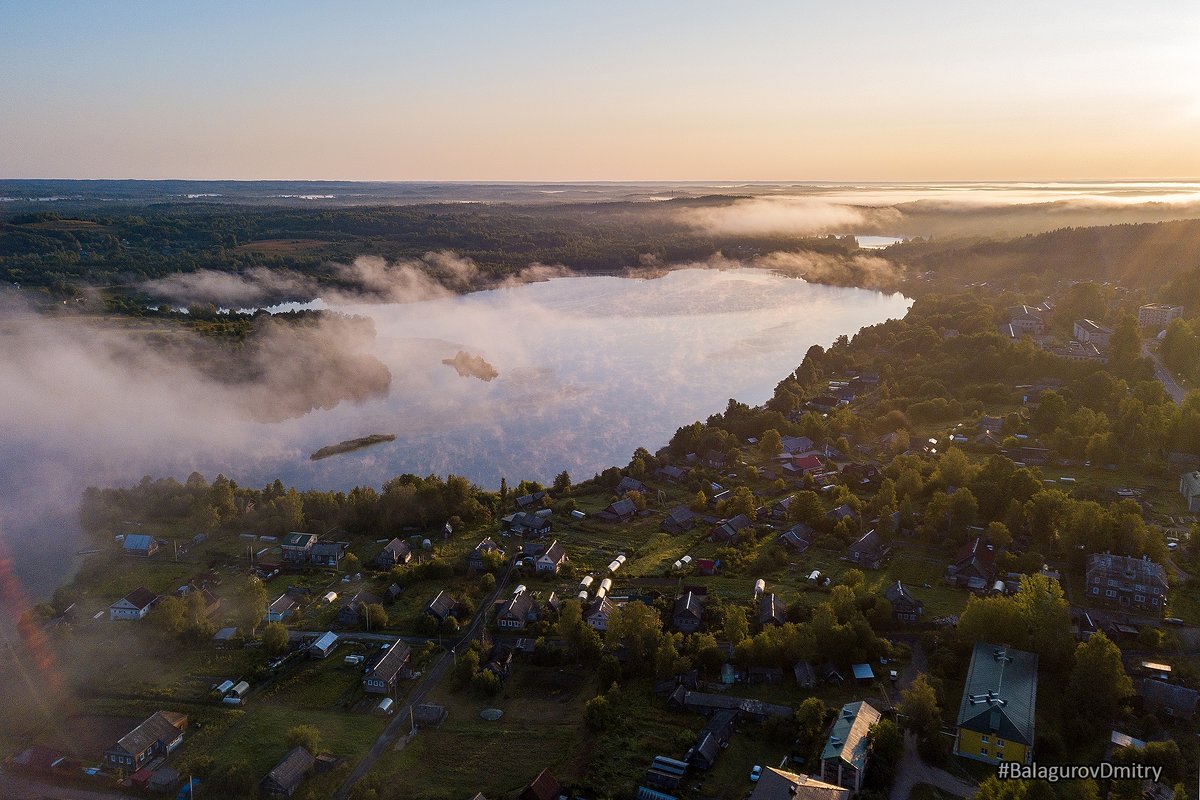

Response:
(2, 1), (1199, 181)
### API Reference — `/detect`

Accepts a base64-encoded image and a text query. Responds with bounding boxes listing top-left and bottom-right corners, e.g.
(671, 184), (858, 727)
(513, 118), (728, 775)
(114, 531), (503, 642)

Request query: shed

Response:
(851, 663), (875, 682)
(308, 631), (338, 658)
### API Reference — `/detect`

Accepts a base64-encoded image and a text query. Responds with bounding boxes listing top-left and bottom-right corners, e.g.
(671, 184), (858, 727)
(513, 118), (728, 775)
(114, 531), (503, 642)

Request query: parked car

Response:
(750, 765), (762, 782)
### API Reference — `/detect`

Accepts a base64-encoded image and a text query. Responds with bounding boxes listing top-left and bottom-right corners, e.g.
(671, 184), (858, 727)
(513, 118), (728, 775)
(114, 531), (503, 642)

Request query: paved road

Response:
(0, 773), (140, 800)
(332, 562), (516, 800)
(889, 732), (977, 800)
(1144, 342), (1187, 405)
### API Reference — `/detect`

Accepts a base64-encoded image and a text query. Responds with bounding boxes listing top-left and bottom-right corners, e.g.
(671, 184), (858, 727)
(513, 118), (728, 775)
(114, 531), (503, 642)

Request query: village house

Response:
(497, 591), (541, 630)
(597, 497), (637, 523)
(425, 590), (458, 623)
(514, 491), (547, 511)
(261, 746), (314, 798)
(759, 593), (787, 627)
(535, 540), (569, 574)
(710, 513), (753, 543)
(309, 541), (346, 569)
(955, 643), (1038, 766)
(109, 587), (159, 621)
(121, 534), (158, 558)
(103, 711), (187, 772)
(483, 643), (514, 680)
(669, 689), (793, 722)
(1139, 679), (1199, 719)
(749, 768), (849, 800)
(947, 537), (998, 590)
(1180, 471), (1200, 513)
(336, 590), (382, 627)
(661, 505), (695, 534)
(687, 709), (736, 771)
(780, 435), (814, 454)
(503, 511), (552, 538)
(883, 581), (924, 622)
(363, 642), (411, 694)
(846, 529), (888, 569)
(281, 532), (317, 565)
(265, 593), (297, 623)
(819, 701), (880, 792)
(371, 538), (412, 569)
(779, 523), (814, 553)
(615, 475), (647, 496)
(793, 661), (818, 688)
(673, 591), (704, 633)
(519, 769), (563, 800)
(655, 464), (687, 483)
(826, 504), (856, 526)
(585, 596), (616, 631)
(1007, 305), (1046, 335)
(1085, 553), (1168, 613)
(468, 537), (504, 571)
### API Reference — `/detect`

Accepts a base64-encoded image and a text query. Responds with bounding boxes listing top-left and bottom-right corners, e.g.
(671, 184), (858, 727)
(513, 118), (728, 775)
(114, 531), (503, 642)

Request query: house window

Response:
(1105, 589), (1116, 598)
(980, 747), (989, 756)
(1135, 594), (1145, 603)
(1091, 587), (1099, 595)
(996, 740), (1005, 748)
(981, 735), (989, 744)
(1153, 597), (1160, 605)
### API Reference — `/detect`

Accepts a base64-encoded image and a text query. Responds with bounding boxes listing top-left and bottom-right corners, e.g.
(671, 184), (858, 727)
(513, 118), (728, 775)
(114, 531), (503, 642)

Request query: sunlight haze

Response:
(3, 0), (1199, 180)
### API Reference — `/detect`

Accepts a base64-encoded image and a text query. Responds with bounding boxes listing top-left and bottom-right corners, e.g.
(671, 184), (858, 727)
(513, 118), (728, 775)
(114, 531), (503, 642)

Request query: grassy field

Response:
(364, 664), (595, 800)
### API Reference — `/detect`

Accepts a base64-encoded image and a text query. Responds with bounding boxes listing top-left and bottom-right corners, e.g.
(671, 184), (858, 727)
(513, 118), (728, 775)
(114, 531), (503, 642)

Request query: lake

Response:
(0, 268), (910, 596)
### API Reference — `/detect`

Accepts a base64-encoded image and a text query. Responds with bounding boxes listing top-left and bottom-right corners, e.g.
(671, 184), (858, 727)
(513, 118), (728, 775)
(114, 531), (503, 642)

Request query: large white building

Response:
(1073, 319), (1113, 349)
(1139, 304), (1184, 330)
(1181, 471), (1200, 513)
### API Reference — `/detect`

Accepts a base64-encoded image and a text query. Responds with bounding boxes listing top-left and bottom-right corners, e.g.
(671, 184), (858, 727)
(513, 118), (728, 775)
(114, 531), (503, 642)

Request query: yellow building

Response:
(954, 643), (1038, 766)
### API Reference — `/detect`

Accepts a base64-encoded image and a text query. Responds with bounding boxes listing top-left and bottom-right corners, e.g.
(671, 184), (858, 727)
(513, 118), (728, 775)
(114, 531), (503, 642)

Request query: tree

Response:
(1065, 631), (1132, 730)
(584, 694), (612, 730)
(233, 575), (268, 636)
(606, 601), (664, 672)
(1108, 313), (1142, 374)
(864, 718), (904, 790)
(262, 621), (289, 655)
(723, 607), (749, 645)
(148, 595), (187, 637)
(286, 724), (321, 754)
(342, 552), (361, 574)
(899, 673), (942, 758)
(553, 470), (572, 495)
(760, 429), (783, 456)
(795, 697), (828, 745)
(362, 603), (389, 631)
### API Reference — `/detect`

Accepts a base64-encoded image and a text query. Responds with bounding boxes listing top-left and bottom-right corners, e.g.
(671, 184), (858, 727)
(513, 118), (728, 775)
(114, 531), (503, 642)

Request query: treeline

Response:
(79, 471), (498, 540)
(0, 202), (859, 302)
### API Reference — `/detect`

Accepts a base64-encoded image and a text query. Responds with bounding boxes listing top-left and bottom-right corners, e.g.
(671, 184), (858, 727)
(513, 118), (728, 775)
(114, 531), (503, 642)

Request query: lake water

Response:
(0, 268), (910, 597)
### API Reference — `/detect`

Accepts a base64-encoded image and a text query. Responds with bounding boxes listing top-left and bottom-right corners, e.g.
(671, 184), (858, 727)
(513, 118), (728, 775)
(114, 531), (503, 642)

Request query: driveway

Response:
(889, 733), (977, 800)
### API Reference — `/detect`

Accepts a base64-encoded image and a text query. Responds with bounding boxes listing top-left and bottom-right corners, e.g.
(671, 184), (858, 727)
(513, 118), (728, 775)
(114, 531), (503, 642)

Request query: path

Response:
(889, 733), (977, 800)
(332, 561), (515, 800)
(1144, 342), (1187, 405)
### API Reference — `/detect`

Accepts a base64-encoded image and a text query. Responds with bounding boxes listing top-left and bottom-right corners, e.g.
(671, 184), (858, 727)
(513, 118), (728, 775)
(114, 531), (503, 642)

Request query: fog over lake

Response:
(0, 268), (910, 595)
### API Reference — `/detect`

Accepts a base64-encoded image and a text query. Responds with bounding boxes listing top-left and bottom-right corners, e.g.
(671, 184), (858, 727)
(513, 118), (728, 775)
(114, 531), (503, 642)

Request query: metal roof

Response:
(955, 643), (1038, 746)
(820, 701), (880, 769)
(310, 631), (338, 651)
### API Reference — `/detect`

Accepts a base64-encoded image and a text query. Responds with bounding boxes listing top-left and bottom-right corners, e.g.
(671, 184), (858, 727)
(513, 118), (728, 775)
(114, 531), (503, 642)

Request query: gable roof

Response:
(1139, 678), (1199, 715)
(953, 537), (997, 574)
(606, 497), (637, 517)
(115, 711), (186, 757)
(426, 590), (456, 619)
(264, 746), (314, 792)
(820, 701), (880, 770)
(1086, 553), (1168, 588)
(883, 580), (917, 605)
(310, 541), (344, 558)
(616, 476), (646, 494)
(116, 586), (159, 611)
(368, 642), (411, 683)
(674, 591), (702, 621)
(750, 768), (849, 800)
(849, 529), (882, 556)
(540, 540), (567, 564)
(378, 538), (411, 559)
(759, 593), (786, 625)
(499, 592), (537, 620)
(521, 768), (562, 800)
(664, 506), (694, 526)
(472, 536), (501, 555)
(956, 643), (1038, 746)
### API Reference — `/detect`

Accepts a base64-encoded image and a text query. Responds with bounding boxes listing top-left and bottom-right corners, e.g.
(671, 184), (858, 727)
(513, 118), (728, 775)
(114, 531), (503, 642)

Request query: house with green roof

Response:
(954, 643), (1038, 766)
(818, 700), (880, 792)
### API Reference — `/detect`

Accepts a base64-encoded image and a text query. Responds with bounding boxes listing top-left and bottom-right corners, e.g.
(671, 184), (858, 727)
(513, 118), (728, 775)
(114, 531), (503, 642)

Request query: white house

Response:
(109, 587), (159, 621)
(1181, 471), (1200, 513)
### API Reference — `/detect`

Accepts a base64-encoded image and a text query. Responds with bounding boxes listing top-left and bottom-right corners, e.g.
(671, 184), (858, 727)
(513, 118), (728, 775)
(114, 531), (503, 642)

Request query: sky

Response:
(2, 0), (1199, 181)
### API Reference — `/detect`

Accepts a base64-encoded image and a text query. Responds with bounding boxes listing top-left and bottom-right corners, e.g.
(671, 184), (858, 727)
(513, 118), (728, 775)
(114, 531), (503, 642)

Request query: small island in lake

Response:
(442, 350), (499, 381)
(309, 433), (396, 460)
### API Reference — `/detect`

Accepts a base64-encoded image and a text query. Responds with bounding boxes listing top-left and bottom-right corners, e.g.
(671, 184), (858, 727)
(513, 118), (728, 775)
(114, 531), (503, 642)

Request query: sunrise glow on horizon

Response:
(3, 0), (1200, 182)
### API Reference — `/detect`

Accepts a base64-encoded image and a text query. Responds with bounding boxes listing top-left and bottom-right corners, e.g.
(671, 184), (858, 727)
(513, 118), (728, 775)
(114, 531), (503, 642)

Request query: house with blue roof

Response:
(122, 534), (159, 558)
(954, 643), (1038, 766)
